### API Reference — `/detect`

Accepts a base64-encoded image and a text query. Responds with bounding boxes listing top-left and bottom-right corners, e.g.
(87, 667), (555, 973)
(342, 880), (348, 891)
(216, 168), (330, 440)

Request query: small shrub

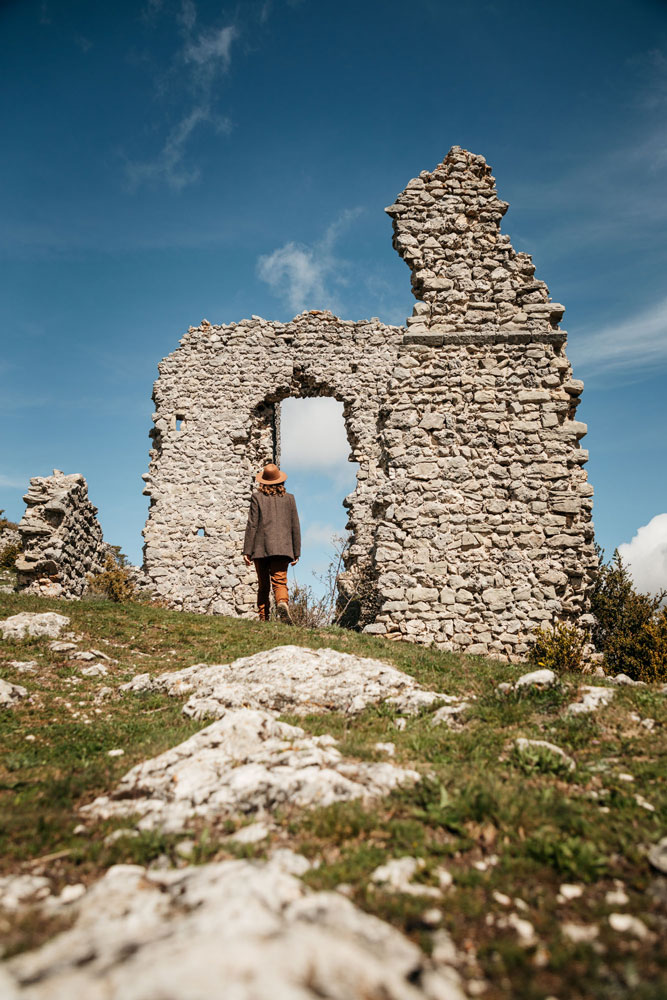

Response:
(87, 548), (136, 603)
(0, 541), (20, 570)
(529, 621), (585, 674)
(283, 580), (331, 628)
(590, 548), (667, 682)
(525, 829), (607, 881)
(511, 743), (573, 779)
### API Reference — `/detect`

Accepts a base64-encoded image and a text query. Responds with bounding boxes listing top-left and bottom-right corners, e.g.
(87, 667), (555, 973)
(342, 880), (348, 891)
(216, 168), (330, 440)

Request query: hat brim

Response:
(256, 470), (288, 485)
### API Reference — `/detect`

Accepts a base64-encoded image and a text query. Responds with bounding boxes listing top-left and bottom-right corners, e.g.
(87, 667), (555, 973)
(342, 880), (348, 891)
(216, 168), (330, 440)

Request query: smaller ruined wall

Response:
(16, 470), (107, 598)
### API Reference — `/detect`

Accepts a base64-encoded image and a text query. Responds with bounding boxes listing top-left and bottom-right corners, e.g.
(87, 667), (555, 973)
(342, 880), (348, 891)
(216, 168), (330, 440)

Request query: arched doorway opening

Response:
(279, 396), (359, 623)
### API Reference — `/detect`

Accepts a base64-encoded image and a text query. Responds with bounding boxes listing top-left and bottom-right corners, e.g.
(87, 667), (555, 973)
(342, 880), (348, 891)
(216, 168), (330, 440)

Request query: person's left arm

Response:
(243, 493), (259, 566)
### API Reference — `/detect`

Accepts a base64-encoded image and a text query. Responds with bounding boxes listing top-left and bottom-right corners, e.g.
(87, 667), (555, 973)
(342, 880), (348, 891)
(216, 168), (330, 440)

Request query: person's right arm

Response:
(290, 495), (301, 565)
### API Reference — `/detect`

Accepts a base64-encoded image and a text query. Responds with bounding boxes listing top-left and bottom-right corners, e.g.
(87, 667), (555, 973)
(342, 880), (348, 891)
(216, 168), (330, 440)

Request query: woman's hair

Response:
(257, 482), (286, 497)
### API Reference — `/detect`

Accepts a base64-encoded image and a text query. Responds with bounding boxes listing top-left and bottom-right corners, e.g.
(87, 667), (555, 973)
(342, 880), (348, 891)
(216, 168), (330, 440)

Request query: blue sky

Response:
(1, 0), (666, 599)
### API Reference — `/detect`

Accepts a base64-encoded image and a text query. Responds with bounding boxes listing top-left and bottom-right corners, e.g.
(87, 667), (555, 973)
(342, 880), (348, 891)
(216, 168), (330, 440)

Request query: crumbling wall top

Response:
(386, 146), (564, 340)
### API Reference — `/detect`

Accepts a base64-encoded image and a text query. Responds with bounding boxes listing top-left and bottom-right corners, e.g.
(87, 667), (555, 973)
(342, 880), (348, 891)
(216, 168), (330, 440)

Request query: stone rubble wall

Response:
(143, 145), (597, 658)
(143, 313), (402, 620)
(16, 470), (108, 598)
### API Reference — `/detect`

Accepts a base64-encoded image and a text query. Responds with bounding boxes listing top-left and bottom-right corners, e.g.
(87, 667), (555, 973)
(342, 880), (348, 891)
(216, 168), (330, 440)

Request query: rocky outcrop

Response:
(5, 858), (466, 999)
(143, 147), (596, 658)
(83, 708), (420, 833)
(0, 612), (70, 640)
(122, 644), (468, 720)
(15, 471), (107, 598)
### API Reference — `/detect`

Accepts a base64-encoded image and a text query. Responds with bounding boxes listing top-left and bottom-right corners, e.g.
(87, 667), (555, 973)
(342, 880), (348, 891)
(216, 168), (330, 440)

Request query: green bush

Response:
(529, 621), (585, 674)
(0, 542), (20, 570)
(0, 509), (18, 531)
(87, 548), (136, 603)
(590, 548), (667, 683)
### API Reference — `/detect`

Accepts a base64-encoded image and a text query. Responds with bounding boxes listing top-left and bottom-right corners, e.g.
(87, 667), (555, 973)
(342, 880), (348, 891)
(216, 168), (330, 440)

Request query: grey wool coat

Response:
(242, 491), (301, 561)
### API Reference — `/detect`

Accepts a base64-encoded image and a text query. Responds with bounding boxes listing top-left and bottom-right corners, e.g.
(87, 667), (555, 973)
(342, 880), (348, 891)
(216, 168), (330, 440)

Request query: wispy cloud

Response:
(125, 106), (231, 191)
(257, 209), (363, 313)
(569, 296), (667, 377)
(185, 25), (237, 72)
(126, 3), (238, 191)
(0, 474), (29, 490)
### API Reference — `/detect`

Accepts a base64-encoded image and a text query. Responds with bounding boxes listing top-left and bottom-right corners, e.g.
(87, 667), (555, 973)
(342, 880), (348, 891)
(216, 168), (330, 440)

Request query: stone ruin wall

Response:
(16, 470), (108, 599)
(142, 315), (402, 620)
(143, 146), (598, 658)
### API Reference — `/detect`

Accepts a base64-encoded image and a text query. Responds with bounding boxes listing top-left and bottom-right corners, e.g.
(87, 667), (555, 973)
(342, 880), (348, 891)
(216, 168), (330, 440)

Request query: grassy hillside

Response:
(0, 588), (665, 999)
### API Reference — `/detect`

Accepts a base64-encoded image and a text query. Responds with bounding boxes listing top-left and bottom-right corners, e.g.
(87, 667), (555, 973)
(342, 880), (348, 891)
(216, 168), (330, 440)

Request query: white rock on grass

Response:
(431, 701), (471, 727)
(611, 673), (636, 685)
(5, 859), (466, 1000)
(557, 883), (583, 903)
(608, 913), (653, 940)
(567, 685), (614, 715)
(0, 875), (51, 911)
(371, 858), (441, 898)
(226, 821), (270, 845)
(0, 678), (28, 708)
(80, 664), (108, 677)
(122, 645), (450, 721)
(515, 738), (575, 771)
(514, 668), (557, 689)
(8, 661), (38, 673)
(496, 912), (537, 947)
(0, 612), (70, 640)
(83, 708), (420, 833)
(562, 922), (599, 943)
(648, 836), (667, 875)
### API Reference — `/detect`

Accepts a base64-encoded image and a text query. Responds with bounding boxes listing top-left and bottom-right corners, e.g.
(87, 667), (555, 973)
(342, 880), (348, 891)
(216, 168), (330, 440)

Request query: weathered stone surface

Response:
(122, 645), (449, 720)
(0, 612), (70, 640)
(4, 859), (465, 1000)
(514, 668), (558, 689)
(7, 661), (38, 673)
(15, 471), (107, 599)
(83, 708), (420, 832)
(0, 678), (28, 707)
(0, 875), (50, 912)
(370, 857), (451, 898)
(567, 685), (614, 714)
(141, 146), (596, 659)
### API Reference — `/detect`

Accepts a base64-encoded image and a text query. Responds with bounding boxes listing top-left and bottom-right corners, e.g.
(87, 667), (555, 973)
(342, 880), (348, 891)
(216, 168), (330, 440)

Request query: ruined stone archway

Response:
(143, 147), (597, 658)
(142, 314), (402, 621)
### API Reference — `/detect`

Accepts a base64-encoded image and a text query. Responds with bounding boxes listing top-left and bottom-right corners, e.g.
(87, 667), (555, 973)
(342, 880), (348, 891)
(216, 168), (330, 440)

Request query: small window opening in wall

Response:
(175, 414), (185, 431)
(197, 527), (206, 537)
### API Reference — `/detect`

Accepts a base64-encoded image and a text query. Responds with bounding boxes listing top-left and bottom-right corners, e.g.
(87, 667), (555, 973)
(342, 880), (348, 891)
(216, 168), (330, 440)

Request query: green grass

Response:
(1, 589), (666, 998)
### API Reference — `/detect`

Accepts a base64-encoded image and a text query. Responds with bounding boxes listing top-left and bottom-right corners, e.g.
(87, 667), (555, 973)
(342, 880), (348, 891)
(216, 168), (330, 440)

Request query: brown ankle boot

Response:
(277, 602), (293, 625)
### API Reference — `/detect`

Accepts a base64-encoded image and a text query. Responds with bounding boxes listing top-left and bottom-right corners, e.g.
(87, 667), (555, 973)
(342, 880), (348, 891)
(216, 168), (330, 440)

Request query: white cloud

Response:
(569, 296), (667, 377)
(257, 209), (363, 313)
(304, 522), (339, 547)
(280, 397), (351, 472)
(618, 513), (667, 601)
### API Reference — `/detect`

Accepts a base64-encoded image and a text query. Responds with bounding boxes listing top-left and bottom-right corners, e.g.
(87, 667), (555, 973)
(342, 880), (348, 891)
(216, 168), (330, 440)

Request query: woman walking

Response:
(243, 463), (301, 624)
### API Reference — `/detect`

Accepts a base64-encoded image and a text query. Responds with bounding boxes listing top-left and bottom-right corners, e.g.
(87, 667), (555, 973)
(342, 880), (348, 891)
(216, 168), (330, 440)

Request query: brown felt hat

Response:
(256, 463), (287, 485)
